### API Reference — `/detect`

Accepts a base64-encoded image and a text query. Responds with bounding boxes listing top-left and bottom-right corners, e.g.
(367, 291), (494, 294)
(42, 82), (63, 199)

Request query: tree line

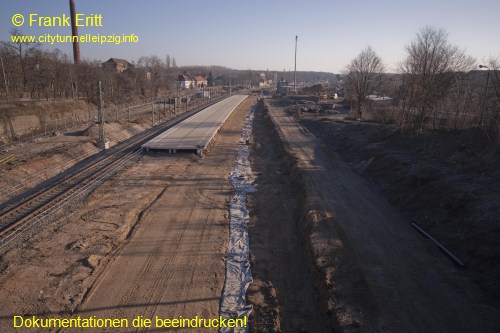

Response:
(0, 29), (186, 103)
(344, 26), (500, 144)
(0, 29), (338, 107)
(0, 29), (342, 105)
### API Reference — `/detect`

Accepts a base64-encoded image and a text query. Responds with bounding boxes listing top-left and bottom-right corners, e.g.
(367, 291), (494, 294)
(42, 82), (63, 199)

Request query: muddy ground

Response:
(248, 99), (499, 332)
(300, 114), (500, 308)
(247, 103), (331, 332)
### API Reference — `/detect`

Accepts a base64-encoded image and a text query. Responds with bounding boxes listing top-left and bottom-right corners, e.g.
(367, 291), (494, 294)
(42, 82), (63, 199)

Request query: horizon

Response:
(1, 0), (499, 73)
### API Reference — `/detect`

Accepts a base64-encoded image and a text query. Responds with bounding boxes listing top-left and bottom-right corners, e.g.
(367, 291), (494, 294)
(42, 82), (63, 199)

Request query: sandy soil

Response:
(0, 96), (255, 332)
(0, 97), (225, 213)
(261, 99), (499, 332)
(0, 121), (151, 204)
(69, 97), (254, 331)
(0, 97), (188, 203)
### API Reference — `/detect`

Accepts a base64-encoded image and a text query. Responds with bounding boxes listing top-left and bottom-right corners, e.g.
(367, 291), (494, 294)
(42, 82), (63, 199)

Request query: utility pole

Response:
(479, 64), (490, 127)
(0, 56), (9, 100)
(151, 102), (155, 126)
(69, 0), (80, 100)
(294, 35), (298, 94)
(97, 81), (107, 149)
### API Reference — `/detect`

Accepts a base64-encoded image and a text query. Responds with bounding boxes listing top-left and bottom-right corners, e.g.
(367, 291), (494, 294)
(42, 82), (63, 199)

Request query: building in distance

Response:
(101, 58), (133, 73)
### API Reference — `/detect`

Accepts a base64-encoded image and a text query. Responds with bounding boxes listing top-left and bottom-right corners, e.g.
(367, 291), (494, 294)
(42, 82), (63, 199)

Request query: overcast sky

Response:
(1, 0), (499, 73)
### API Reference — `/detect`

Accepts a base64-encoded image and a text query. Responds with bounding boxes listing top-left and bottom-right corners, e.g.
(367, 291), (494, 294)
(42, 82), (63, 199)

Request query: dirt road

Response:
(263, 99), (499, 332)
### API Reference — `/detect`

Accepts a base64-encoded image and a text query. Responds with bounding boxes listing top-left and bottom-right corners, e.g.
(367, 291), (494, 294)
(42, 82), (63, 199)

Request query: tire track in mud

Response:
(144, 195), (209, 321)
(97, 171), (222, 332)
(74, 191), (169, 321)
(167, 210), (210, 319)
(88, 209), (189, 325)
(138, 207), (201, 331)
(114, 176), (207, 323)
(111, 243), (161, 320)
(71, 161), (197, 329)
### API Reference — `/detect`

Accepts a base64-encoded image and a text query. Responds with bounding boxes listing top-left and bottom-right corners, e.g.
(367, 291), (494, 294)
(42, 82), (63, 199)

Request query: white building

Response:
(177, 74), (194, 89)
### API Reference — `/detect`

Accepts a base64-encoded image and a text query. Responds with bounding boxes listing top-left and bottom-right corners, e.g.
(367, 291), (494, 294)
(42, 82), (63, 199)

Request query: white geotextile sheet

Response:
(219, 107), (256, 333)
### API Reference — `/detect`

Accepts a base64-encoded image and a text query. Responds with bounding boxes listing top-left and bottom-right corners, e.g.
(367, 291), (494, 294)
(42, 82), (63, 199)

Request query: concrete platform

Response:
(142, 94), (248, 155)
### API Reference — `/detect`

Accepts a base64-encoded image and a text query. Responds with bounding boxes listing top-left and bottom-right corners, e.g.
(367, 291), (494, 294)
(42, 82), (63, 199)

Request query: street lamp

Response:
(294, 35), (298, 94)
(479, 64), (490, 126)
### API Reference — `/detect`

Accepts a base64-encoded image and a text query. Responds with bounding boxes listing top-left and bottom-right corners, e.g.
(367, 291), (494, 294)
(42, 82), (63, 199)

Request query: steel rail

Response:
(0, 94), (230, 250)
(0, 149), (142, 250)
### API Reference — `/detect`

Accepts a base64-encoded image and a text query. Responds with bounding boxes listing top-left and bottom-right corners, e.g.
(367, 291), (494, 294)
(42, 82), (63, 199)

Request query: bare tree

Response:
(0, 43), (18, 98)
(399, 26), (475, 132)
(138, 55), (163, 97)
(77, 60), (101, 101)
(49, 49), (73, 99)
(1, 29), (41, 94)
(344, 46), (385, 119)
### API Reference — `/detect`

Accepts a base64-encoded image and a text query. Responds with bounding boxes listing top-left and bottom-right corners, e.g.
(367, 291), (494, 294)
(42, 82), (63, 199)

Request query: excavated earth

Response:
(300, 113), (500, 309)
(0, 95), (499, 333)
(0, 97), (254, 332)
(245, 99), (500, 332)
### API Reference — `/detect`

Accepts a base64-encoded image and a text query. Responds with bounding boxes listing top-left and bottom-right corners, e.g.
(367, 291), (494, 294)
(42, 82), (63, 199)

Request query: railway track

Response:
(0, 154), (14, 165)
(0, 94), (229, 250)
